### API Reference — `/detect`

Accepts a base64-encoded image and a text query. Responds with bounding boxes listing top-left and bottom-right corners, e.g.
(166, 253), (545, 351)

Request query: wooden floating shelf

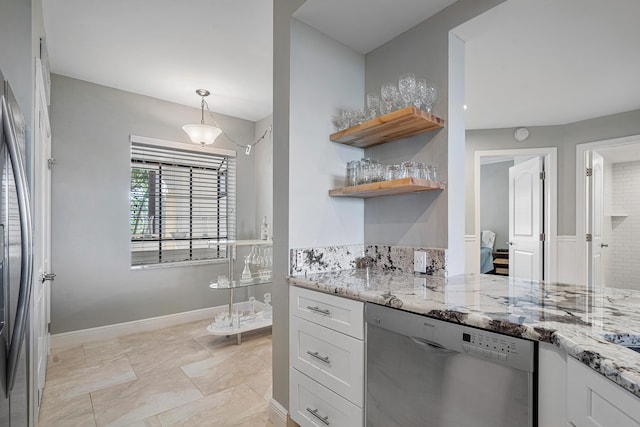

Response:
(329, 178), (445, 198)
(330, 106), (445, 148)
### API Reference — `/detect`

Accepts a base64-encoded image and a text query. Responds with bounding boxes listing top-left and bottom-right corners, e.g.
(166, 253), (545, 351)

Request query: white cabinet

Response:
(567, 357), (640, 427)
(290, 286), (364, 427)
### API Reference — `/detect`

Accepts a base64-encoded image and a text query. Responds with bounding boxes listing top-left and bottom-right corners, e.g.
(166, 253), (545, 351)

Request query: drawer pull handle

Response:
(306, 407), (330, 425)
(307, 306), (331, 316)
(306, 350), (331, 364)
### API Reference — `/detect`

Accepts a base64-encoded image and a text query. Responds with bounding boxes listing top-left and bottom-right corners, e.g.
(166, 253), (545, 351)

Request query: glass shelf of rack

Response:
(208, 276), (272, 289)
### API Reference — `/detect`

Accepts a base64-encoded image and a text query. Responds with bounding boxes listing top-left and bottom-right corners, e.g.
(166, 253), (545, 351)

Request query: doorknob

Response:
(507, 241), (513, 246)
(600, 243), (609, 248)
(41, 272), (56, 283)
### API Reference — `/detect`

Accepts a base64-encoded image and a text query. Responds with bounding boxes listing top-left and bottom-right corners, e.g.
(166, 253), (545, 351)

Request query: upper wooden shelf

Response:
(329, 178), (445, 198)
(330, 106), (445, 148)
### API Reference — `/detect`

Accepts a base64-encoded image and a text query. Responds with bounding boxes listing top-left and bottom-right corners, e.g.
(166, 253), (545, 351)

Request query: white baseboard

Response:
(50, 306), (220, 349)
(269, 398), (288, 427)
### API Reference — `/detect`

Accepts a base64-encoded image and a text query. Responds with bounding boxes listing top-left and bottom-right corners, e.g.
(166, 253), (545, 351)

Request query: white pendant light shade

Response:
(182, 124), (222, 145)
(183, 89), (223, 146)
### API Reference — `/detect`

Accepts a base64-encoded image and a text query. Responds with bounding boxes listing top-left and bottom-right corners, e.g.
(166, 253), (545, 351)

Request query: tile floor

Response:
(37, 320), (273, 427)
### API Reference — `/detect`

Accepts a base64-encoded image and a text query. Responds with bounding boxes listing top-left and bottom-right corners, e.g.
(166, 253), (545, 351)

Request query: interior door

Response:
(588, 151), (604, 293)
(508, 157), (543, 281)
(32, 60), (52, 417)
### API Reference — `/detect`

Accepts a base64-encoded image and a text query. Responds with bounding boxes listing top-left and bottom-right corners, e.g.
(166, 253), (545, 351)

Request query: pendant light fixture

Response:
(182, 89), (223, 146)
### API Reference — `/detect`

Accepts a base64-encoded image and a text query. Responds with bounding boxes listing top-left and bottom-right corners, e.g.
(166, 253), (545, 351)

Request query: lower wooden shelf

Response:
(329, 178), (445, 198)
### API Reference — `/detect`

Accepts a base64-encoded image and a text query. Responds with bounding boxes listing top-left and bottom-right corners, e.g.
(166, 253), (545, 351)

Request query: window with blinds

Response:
(130, 136), (236, 267)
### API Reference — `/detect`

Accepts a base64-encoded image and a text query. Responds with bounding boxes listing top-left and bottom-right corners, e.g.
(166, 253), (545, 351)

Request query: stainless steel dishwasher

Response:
(365, 303), (537, 427)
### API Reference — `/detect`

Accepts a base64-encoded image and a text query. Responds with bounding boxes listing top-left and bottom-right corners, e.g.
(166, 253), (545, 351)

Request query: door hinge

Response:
(586, 233), (592, 242)
(47, 158), (56, 169)
(41, 272), (56, 283)
(539, 232), (546, 241)
(47, 323), (51, 334)
(586, 167), (593, 177)
(539, 171), (546, 180)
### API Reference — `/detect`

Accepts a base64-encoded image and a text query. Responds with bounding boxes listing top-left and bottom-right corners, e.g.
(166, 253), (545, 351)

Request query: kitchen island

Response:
(288, 270), (640, 399)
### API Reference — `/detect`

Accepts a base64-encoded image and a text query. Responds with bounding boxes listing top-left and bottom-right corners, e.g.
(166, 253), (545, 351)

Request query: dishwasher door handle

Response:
(410, 336), (454, 353)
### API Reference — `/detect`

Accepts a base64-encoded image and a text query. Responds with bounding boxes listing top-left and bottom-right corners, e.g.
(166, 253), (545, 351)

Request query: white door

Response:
(508, 157), (543, 281)
(32, 59), (52, 417)
(588, 151), (605, 293)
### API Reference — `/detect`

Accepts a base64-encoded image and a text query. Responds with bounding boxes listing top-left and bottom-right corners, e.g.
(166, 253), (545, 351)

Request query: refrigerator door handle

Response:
(2, 96), (34, 394)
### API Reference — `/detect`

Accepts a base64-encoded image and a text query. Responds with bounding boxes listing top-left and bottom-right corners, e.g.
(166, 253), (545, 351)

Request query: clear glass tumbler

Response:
(401, 161), (416, 178)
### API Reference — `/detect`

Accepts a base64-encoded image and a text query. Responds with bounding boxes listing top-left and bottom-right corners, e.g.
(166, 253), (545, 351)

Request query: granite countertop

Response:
(288, 269), (640, 398)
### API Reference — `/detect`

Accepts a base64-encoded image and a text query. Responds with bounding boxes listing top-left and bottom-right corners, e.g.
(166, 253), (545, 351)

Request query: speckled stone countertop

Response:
(288, 269), (640, 398)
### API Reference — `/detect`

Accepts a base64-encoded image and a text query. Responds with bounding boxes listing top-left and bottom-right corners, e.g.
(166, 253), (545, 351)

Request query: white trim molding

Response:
(473, 147), (558, 281)
(464, 234), (479, 275)
(269, 398), (288, 427)
(50, 306), (219, 349)
(557, 235), (577, 285)
(575, 134), (640, 288)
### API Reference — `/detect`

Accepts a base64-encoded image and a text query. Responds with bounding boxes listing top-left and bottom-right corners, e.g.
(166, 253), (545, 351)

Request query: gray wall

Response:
(49, 74), (258, 333)
(254, 114), (273, 233)
(272, 0), (506, 412)
(480, 161), (512, 250)
(465, 109), (640, 236)
(364, 0), (506, 250)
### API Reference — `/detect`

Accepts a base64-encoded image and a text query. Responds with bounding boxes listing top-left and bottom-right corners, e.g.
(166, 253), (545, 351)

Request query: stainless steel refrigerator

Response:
(0, 68), (34, 426)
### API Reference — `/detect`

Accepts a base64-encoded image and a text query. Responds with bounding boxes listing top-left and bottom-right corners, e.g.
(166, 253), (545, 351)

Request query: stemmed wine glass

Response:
(415, 78), (427, 109)
(398, 73), (416, 108)
(366, 93), (380, 120)
(424, 83), (438, 113)
(380, 82), (399, 114)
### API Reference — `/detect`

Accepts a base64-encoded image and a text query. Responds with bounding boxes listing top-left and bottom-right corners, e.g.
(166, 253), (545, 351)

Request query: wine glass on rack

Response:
(398, 73), (416, 108)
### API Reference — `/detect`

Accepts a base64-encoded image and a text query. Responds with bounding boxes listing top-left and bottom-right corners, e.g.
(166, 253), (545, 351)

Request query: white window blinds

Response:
(130, 137), (236, 267)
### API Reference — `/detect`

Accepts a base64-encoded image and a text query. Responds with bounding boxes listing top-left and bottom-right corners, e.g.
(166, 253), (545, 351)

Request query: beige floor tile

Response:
(46, 345), (86, 378)
(83, 331), (159, 364)
(244, 370), (272, 402)
(91, 369), (203, 427)
(127, 338), (212, 378)
(194, 328), (271, 356)
(181, 350), (269, 396)
(37, 393), (96, 427)
(43, 355), (137, 404)
(151, 319), (211, 343)
(156, 384), (267, 427)
(124, 415), (162, 427)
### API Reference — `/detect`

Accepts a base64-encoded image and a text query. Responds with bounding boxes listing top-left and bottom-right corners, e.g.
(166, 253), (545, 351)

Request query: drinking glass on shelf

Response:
(359, 158), (371, 184)
(424, 83), (438, 113)
(398, 73), (416, 108)
(416, 162), (427, 179)
(401, 161), (416, 178)
(346, 161), (358, 186)
(428, 164), (439, 181)
(366, 93), (380, 120)
(381, 82), (399, 113)
(415, 78), (427, 109)
(385, 164), (400, 181)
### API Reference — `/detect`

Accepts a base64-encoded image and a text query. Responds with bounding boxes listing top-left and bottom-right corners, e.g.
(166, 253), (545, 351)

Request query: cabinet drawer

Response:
(290, 368), (363, 427)
(290, 316), (364, 406)
(290, 286), (364, 339)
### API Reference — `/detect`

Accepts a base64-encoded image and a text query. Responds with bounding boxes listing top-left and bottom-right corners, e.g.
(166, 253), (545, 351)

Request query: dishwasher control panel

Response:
(461, 330), (521, 361)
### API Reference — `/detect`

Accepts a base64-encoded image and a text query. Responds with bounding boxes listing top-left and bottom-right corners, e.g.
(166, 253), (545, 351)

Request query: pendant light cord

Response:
(202, 99), (272, 154)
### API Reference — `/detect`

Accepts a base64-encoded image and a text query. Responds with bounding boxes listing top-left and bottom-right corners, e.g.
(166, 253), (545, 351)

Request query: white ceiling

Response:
(293, 0), (457, 54)
(454, 0), (640, 129)
(42, 0), (640, 130)
(42, 0), (273, 122)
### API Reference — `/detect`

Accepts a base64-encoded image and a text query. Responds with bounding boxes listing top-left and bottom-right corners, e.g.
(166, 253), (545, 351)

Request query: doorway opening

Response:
(576, 135), (640, 291)
(474, 148), (557, 282)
